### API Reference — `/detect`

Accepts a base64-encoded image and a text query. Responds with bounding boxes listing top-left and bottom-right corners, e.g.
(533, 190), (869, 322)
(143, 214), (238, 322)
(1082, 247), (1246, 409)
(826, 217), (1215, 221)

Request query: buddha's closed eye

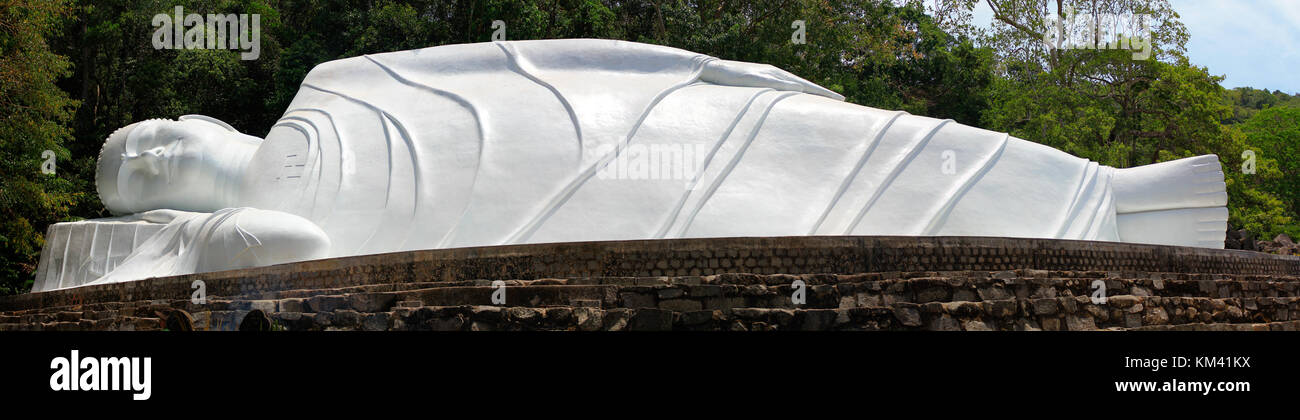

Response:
(120, 152), (162, 176)
(122, 139), (186, 181)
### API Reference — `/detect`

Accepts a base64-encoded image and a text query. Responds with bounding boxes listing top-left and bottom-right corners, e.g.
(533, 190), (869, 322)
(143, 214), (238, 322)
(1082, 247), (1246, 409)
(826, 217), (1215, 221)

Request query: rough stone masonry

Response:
(2, 236), (1298, 331)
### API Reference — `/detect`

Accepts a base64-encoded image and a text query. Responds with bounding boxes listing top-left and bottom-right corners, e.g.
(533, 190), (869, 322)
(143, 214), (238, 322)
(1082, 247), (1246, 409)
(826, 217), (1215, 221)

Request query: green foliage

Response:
(1222, 86), (1300, 125)
(0, 0), (82, 295)
(1234, 106), (1300, 237)
(1216, 122), (1293, 238)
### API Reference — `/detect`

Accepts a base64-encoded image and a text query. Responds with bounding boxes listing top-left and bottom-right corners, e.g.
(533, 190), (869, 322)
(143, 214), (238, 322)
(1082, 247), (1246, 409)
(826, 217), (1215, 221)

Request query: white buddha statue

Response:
(33, 39), (1228, 291)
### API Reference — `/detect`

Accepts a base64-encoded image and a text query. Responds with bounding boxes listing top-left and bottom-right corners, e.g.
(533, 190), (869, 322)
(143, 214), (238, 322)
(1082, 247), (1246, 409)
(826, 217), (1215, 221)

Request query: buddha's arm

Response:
(33, 213), (172, 291)
(36, 208), (331, 290)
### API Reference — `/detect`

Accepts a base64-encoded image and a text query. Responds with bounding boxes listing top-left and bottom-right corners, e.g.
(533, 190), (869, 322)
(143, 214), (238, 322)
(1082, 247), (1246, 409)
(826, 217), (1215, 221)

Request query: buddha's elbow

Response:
(259, 220), (331, 265)
(251, 210), (331, 265)
(204, 209), (331, 271)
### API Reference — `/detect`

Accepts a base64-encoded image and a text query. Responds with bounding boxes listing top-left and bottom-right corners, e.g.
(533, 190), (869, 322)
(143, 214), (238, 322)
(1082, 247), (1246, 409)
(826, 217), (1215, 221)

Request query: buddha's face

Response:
(102, 117), (259, 214)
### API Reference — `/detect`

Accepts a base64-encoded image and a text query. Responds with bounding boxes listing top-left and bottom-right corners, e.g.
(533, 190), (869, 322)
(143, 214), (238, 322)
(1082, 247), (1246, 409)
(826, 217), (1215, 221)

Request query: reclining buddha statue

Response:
(32, 39), (1229, 292)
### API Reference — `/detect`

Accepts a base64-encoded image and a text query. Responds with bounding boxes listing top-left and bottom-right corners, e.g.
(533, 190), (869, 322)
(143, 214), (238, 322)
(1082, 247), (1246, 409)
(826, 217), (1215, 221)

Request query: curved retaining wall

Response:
(3, 236), (1298, 312)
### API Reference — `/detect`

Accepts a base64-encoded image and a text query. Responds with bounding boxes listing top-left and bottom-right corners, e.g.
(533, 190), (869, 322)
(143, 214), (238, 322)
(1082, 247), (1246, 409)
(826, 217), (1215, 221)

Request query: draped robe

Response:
(244, 39), (1122, 259)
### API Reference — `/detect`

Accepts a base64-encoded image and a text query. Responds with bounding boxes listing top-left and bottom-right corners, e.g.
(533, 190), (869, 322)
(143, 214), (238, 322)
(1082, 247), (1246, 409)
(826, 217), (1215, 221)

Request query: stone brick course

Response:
(3, 236), (1298, 331)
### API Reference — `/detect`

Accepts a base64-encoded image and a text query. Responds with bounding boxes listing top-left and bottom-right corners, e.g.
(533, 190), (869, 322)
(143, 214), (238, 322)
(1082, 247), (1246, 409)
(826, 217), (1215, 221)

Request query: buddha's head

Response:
(97, 115), (261, 215)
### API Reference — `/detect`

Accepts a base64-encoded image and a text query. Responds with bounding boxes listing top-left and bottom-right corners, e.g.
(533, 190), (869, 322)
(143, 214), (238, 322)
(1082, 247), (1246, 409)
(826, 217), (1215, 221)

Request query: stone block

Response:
(306, 295), (349, 312)
(658, 299), (702, 312)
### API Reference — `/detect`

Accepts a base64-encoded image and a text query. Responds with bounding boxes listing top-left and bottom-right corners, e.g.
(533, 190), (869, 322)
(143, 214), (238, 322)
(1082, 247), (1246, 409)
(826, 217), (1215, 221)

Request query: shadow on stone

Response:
(161, 309), (194, 331)
(239, 309), (272, 331)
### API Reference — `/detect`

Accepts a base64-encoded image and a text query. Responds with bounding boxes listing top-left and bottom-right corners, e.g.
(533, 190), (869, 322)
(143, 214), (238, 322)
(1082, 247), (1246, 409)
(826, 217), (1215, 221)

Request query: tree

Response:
(1221, 87), (1300, 125)
(1237, 106), (1300, 226)
(0, 0), (81, 294)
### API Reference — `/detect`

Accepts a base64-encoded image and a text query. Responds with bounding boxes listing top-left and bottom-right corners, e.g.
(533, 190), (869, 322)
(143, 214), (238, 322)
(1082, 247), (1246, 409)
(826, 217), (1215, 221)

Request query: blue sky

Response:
(966, 0), (1300, 94)
(1175, 0), (1300, 94)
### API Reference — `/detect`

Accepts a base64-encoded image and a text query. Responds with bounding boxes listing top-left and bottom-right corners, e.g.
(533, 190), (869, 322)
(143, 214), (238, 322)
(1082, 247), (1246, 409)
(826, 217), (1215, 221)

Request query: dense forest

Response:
(2, 0), (1297, 294)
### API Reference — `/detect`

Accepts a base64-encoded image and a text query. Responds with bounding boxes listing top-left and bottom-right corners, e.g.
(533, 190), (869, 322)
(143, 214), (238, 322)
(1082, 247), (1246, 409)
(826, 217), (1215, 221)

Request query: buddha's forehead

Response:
(123, 120), (215, 154)
(123, 120), (165, 155)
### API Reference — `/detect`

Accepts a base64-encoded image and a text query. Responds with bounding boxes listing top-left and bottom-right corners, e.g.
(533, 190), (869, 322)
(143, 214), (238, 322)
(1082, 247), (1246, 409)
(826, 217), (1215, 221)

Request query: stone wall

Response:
(3, 236), (1298, 331)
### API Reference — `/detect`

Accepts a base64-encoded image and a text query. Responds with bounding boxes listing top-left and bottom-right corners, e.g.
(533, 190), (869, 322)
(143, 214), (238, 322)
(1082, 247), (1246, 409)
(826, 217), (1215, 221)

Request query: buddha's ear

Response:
(178, 114), (238, 132)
